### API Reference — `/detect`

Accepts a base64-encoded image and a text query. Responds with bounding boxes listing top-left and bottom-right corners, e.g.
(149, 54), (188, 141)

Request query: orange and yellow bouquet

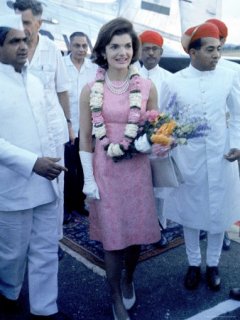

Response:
(138, 107), (210, 152)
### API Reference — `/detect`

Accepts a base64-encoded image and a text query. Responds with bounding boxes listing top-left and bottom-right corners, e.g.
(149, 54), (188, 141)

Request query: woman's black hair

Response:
(91, 17), (140, 69)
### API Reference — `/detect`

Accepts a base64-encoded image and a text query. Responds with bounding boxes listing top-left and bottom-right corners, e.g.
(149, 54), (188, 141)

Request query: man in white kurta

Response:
(160, 22), (240, 291)
(63, 32), (97, 219)
(0, 15), (67, 318)
(139, 30), (171, 109)
(206, 18), (240, 300)
(138, 30), (171, 247)
(14, 0), (72, 240)
(206, 19), (240, 251)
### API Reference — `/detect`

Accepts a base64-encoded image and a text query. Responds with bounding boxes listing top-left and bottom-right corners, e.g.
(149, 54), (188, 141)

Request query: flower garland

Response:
(90, 64), (142, 162)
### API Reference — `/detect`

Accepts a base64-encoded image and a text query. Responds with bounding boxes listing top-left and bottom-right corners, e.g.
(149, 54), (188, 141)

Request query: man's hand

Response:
(224, 148), (240, 162)
(33, 157), (68, 180)
(68, 124), (75, 144)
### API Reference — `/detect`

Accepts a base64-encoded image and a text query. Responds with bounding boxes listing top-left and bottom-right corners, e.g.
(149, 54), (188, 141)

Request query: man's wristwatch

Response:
(66, 118), (72, 125)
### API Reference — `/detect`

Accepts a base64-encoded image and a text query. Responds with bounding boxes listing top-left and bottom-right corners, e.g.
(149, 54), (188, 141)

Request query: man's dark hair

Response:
(13, 0), (43, 16)
(69, 32), (93, 51)
(188, 38), (202, 51)
(70, 32), (87, 43)
(0, 27), (10, 46)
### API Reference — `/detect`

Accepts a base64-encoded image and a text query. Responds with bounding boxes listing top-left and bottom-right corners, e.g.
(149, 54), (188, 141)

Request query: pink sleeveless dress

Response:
(89, 77), (160, 250)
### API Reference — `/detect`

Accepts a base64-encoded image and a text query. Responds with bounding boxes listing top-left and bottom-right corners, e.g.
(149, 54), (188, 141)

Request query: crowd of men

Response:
(1, 0), (240, 319)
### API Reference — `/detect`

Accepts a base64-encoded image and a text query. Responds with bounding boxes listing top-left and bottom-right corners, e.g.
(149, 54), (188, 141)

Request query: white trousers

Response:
(183, 226), (224, 267)
(0, 201), (59, 316)
(155, 198), (167, 229)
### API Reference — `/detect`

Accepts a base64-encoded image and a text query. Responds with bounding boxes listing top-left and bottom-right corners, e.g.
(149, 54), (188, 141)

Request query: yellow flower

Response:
(150, 134), (173, 146)
(156, 120), (176, 136)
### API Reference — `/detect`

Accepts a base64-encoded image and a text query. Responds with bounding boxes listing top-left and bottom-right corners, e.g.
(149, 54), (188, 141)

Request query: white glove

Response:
(134, 134), (152, 153)
(79, 151), (100, 200)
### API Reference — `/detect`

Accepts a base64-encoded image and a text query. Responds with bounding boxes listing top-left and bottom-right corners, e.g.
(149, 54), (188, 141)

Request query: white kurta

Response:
(218, 58), (240, 73)
(139, 64), (172, 225)
(160, 64), (240, 233)
(28, 34), (70, 145)
(0, 64), (60, 313)
(63, 55), (97, 135)
(0, 63), (58, 210)
(139, 64), (171, 108)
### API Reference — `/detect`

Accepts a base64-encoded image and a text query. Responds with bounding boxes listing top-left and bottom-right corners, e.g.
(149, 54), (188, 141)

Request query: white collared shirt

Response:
(63, 54), (97, 135)
(28, 34), (70, 145)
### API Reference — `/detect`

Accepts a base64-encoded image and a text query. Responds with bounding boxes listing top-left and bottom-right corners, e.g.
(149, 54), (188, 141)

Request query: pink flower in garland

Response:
(144, 110), (159, 122)
(92, 111), (104, 125)
(90, 64), (143, 162)
(95, 67), (105, 81)
(128, 108), (141, 123)
(100, 136), (110, 147)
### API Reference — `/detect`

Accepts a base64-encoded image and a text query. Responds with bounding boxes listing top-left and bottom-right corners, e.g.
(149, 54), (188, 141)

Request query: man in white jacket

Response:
(205, 18), (240, 301)
(205, 18), (240, 251)
(13, 0), (73, 243)
(160, 22), (240, 291)
(0, 14), (69, 320)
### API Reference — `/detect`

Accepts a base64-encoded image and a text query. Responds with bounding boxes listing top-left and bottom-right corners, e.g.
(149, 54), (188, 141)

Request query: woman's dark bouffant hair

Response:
(91, 17), (140, 69)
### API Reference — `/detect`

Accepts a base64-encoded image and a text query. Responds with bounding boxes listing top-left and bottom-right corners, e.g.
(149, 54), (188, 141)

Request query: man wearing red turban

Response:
(181, 22), (219, 53)
(138, 30), (171, 248)
(206, 18), (228, 41)
(206, 19), (240, 253)
(139, 30), (171, 106)
(160, 22), (240, 293)
(206, 18), (240, 72)
(205, 19), (240, 301)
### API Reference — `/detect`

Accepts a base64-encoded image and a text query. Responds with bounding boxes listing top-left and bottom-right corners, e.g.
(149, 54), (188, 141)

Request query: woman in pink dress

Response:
(79, 18), (160, 320)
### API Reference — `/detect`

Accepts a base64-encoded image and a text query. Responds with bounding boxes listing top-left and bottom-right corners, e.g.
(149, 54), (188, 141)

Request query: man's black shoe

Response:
(222, 232), (231, 250)
(0, 294), (21, 313)
(30, 311), (71, 320)
(229, 288), (240, 301)
(206, 266), (221, 291)
(184, 266), (201, 290)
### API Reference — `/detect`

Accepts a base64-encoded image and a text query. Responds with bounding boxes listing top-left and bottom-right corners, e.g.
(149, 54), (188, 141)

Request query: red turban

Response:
(181, 22), (220, 53)
(206, 18), (228, 38)
(139, 30), (163, 47)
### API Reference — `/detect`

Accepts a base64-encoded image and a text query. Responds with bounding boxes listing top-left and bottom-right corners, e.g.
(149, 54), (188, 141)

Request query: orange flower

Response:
(150, 134), (173, 146)
(156, 120), (177, 136)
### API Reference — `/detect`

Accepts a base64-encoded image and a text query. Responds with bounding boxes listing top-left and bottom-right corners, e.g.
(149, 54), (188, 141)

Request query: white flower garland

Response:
(90, 65), (142, 161)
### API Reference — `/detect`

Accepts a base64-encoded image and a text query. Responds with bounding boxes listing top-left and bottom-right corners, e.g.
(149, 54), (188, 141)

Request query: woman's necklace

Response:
(90, 64), (142, 162)
(105, 72), (130, 95)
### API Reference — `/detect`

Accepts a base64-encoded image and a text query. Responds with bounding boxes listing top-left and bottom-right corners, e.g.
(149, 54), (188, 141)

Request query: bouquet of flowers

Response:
(139, 94), (210, 154)
(139, 95), (210, 188)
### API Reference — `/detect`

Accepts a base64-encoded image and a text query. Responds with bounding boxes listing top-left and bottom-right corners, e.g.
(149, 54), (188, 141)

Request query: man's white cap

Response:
(0, 14), (24, 31)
